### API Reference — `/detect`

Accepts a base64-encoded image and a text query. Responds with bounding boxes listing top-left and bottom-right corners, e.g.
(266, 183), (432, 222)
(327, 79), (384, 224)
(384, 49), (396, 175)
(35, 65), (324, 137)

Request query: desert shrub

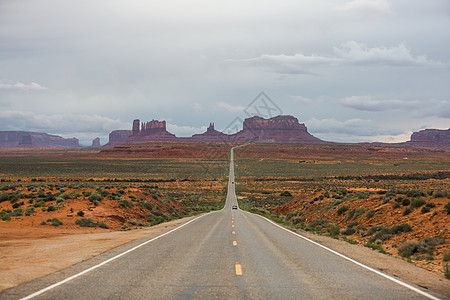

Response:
(390, 223), (412, 234)
(392, 202), (401, 209)
(89, 192), (103, 202)
(403, 207), (413, 216)
(444, 202), (450, 214)
(433, 191), (448, 198)
(415, 254), (434, 261)
(280, 191), (292, 197)
(366, 210), (375, 219)
(337, 205), (349, 216)
(77, 210), (85, 217)
(119, 199), (134, 208)
(327, 224), (340, 236)
(425, 202), (436, 208)
(25, 206), (35, 214)
(444, 251), (450, 262)
(34, 200), (45, 207)
(40, 220), (46, 225)
(47, 204), (58, 212)
(308, 219), (328, 228)
(365, 243), (383, 251)
(398, 238), (444, 257)
(401, 198), (411, 206)
(354, 207), (366, 218)
(129, 194), (137, 200)
(51, 218), (63, 226)
(97, 221), (109, 229)
(421, 206), (430, 214)
(1, 211), (11, 221)
(75, 218), (97, 227)
(406, 190), (421, 198)
(11, 208), (23, 216)
(291, 217), (305, 225)
(410, 197), (426, 208)
(138, 201), (154, 210)
(341, 227), (356, 236)
(346, 209), (356, 220)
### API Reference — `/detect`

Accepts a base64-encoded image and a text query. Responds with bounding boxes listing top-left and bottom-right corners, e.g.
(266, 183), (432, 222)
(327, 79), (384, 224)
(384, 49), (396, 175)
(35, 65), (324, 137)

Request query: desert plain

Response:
(0, 142), (449, 293)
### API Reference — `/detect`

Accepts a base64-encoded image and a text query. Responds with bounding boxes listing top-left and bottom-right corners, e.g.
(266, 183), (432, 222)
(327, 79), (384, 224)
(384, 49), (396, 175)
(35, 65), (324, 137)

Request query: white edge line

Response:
(251, 212), (441, 300)
(21, 212), (213, 300)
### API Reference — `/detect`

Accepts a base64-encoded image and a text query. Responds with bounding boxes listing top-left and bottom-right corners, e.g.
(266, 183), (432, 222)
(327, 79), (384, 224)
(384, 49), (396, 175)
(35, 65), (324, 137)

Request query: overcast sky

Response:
(1, 0), (449, 145)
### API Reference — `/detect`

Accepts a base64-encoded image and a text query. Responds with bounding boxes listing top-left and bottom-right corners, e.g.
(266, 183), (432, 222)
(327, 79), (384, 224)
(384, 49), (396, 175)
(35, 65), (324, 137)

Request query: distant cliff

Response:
(0, 131), (79, 148)
(405, 128), (450, 148)
(108, 115), (326, 145)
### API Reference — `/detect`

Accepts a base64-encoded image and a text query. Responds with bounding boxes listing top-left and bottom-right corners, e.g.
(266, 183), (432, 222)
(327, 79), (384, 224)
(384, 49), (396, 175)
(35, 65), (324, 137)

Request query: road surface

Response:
(1, 147), (441, 299)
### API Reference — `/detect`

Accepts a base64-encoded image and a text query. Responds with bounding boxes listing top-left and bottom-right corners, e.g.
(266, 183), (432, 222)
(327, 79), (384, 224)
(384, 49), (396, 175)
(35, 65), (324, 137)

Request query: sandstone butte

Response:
(106, 115), (328, 146)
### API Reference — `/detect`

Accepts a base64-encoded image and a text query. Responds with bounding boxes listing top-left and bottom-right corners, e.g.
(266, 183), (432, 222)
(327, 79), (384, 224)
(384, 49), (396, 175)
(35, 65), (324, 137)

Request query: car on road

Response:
(232, 205), (238, 210)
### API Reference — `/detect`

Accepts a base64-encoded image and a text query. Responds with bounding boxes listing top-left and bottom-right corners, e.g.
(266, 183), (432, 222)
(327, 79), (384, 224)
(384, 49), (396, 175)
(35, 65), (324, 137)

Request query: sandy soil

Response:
(0, 216), (196, 292)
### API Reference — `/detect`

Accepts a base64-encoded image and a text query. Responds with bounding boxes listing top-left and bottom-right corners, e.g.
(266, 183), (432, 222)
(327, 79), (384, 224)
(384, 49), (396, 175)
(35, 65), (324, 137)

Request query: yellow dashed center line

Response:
(235, 263), (242, 275)
(232, 231), (235, 235)
(232, 224), (235, 228)
(233, 241), (237, 246)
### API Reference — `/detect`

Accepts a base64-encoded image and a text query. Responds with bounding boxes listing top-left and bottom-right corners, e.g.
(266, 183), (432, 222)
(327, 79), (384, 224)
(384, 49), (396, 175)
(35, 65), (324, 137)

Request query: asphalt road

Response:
(2, 147), (441, 299)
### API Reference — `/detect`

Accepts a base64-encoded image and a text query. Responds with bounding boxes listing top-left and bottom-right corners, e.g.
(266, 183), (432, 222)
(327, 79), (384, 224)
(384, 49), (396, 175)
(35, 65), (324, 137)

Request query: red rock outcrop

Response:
(406, 128), (450, 148)
(0, 131), (79, 148)
(232, 115), (324, 144)
(107, 130), (132, 146)
(110, 115), (326, 145)
(91, 137), (101, 147)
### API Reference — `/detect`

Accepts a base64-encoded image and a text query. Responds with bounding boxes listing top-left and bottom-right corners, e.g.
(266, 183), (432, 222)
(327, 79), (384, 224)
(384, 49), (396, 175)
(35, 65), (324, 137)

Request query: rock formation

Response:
(406, 128), (450, 148)
(0, 131), (79, 148)
(109, 115), (326, 145)
(231, 115), (321, 143)
(107, 130), (132, 146)
(190, 123), (229, 142)
(91, 137), (101, 147)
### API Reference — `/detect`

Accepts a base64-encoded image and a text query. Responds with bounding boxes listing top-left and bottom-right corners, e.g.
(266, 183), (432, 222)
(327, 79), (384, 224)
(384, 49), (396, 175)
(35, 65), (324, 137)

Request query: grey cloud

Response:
(0, 81), (48, 90)
(334, 41), (441, 67)
(228, 41), (442, 75)
(339, 96), (450, 118)
(335, 0), (394, 17)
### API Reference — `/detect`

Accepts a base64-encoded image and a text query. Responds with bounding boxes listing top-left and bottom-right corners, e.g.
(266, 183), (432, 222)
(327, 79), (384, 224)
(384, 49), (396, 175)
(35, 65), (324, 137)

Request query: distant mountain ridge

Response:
(1, 116), (448, 149)
(106, 115), (326, 146)
(0, 131), (79, 148)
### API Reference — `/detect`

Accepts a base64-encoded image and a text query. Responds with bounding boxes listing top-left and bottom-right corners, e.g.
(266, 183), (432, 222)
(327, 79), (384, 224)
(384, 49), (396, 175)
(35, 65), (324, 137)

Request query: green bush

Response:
(25, 206), (35, 214)
(337, 205), (349, 216)
(365, 210), (375, 219)
(398, 238), (444, 257)
(11, 208), (23, 216)
(444, 202), (450, 214)
(97, 221), (109, 229)
(410, 197), (426, 208)
(341, 227), (356, 236)
(401, 198), (411, 206)
(75, 218), (97, 227)
(119, 199), (134, 208)
(280, 191), (292, 197)
(89, 192), (103, 202)
(327, 224), (340, 236)
(77, 210), (85, 217)
(47, 204), (58, 212)
(51, 218), (63, 226)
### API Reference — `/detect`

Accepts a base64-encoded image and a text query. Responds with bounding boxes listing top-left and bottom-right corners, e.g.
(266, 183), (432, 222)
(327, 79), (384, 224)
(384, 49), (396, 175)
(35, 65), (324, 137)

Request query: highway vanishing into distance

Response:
(2, 147), (443, 299)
